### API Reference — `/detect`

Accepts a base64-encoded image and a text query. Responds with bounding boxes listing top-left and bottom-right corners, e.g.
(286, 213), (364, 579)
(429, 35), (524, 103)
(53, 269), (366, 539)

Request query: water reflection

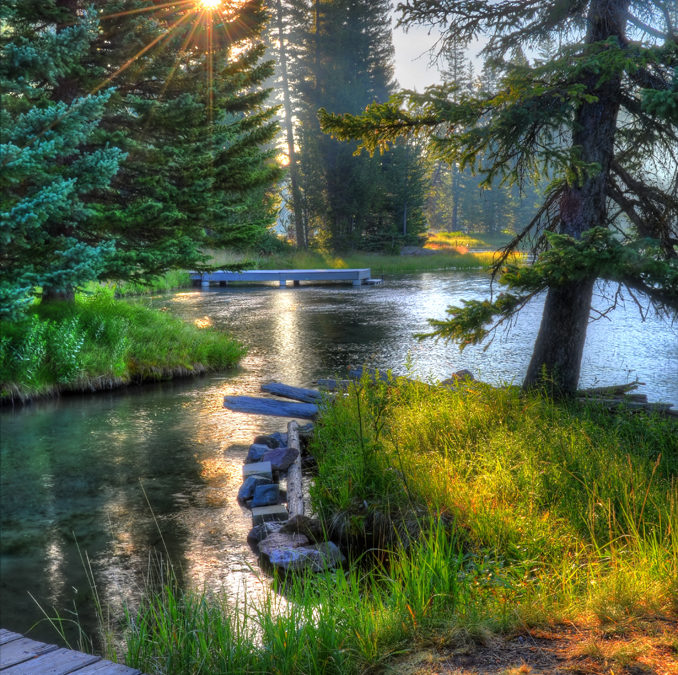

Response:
(1, 271), (676, 648)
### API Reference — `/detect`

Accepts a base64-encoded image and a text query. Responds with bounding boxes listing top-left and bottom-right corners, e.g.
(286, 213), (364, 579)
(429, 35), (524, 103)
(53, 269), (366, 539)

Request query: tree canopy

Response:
(320, 0), (678, 393)
(1, 0), (282, 316)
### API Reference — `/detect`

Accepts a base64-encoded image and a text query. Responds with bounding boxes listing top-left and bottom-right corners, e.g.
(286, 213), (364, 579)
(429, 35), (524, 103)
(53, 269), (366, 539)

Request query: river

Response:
(1, 271), (676, 646)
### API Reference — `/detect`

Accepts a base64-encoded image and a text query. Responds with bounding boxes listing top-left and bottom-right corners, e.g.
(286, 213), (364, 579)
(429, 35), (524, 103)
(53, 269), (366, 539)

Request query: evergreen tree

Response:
(92, 0), (281, 281)
(321, 0), (678, 393)
(291, 0), (427, 250)
(0, 4), (123, 315)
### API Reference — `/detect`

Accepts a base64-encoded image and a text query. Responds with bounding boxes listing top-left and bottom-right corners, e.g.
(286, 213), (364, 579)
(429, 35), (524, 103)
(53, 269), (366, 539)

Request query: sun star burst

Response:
(200, 0), (221, 10)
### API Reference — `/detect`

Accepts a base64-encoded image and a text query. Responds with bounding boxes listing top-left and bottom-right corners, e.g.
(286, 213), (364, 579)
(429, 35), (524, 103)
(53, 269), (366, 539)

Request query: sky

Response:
(391, 22), (443, 90)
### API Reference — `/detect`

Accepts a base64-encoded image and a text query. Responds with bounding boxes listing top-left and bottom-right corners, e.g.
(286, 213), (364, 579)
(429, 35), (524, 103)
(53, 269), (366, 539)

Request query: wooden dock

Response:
(0, 629), (141, 674)
(191, 268), (379, 287)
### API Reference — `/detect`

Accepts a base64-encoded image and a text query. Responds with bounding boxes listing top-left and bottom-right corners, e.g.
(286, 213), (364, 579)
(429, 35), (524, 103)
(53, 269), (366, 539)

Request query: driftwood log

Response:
(224, 396), (318, 419)
(261, 382), (323, 403)
(286, 421), (304, 517)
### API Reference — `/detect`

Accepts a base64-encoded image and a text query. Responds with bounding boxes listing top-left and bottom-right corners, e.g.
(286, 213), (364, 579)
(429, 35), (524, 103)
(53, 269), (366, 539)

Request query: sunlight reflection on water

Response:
(1, 270), (675, 648)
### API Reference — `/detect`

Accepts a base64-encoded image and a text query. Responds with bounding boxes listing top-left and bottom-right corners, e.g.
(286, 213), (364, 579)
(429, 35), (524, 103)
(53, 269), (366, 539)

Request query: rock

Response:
(279, 515), (325, 543)
(267, 541), (345, 573)
(251, 483), (280, 508)
(243, 461), (272, 480)
(252, 504), (288, 525)
(261, 446), (299, 472)
(270, 431), (288, 447)
(253, 435), (279, 448)
(247, 521), (285, 544)
(238, 475), (272, 502)
(297, 423), (314, 437)
(258, 532), (310, 560)
(246, 443), (270, 463)
(453, 369), (474, 381)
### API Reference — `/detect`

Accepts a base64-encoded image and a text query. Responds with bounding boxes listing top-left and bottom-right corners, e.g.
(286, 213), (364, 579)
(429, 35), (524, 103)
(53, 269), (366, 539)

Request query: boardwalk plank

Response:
(72, 660), (141, 674)
(0, 638), (57, 669)
(0, 632), (22, 646)
(2, 647), (99, 674)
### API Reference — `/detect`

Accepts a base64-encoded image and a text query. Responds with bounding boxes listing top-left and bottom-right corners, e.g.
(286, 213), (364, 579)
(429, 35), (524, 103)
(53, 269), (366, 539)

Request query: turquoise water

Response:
(1, 271), (676, 648)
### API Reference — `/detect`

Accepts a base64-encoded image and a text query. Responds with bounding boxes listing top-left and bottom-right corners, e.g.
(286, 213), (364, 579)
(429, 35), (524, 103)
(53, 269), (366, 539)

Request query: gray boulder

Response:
(246, 444), (270, 463)
(251, 483), (280, 508)
(247, 521), (285, 544)
(253, 435), (279, 448)
(238, 475), (272, 502)
(258, 532), (310, 559)
(261, 446), (299, 472)
(266, 541), (345, 573)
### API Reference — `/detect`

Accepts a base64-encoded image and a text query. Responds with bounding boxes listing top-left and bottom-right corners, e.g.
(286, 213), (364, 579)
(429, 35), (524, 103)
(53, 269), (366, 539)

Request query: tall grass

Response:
(310, 378), (678, 622)
(425, 230), (514, 251)
(120, 381), (676, 674)
(0, 291), (245, 401)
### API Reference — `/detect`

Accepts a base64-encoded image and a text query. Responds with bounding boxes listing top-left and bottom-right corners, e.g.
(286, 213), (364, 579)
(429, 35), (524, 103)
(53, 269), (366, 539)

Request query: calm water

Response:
(1, 271), (676, 646)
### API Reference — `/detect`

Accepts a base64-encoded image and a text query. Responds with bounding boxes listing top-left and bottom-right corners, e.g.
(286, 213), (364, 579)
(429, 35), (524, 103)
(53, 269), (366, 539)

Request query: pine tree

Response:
(321, 0), (678, 393)
(0, 3), (123, 315)
(92, 0), (281, 280)
(291, 0), (427, 250)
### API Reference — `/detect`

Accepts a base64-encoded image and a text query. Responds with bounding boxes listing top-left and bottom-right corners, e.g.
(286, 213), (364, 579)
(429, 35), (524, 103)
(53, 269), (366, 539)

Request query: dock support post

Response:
(352, 279), (362, 286)
(293, 280), (300, 287)
(201, 275), (210, 288)
(280, 279), (287, 287)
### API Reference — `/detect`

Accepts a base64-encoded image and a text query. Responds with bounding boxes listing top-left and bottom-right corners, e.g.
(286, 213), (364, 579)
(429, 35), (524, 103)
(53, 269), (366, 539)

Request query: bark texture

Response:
(524, 0), (628, 394)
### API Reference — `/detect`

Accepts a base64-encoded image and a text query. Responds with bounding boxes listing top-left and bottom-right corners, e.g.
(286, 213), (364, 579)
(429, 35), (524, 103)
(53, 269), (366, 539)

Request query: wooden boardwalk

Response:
(0, 629), (141, 674)
(191, 268), (379, 287)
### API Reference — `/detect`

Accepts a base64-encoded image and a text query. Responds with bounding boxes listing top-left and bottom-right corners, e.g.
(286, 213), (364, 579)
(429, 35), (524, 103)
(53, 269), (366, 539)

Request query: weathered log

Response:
(286, 421), (304, 518)
(584, 398), (674, 413)
(224, 396), (318, 419)
(577, 381), (642, 397)
(261, 382), (322, 403)
(315, 378), (353, 391)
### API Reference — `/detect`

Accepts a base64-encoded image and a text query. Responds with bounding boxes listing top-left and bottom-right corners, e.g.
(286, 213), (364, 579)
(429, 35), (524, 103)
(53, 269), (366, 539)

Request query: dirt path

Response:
(389, 618), (678, 675)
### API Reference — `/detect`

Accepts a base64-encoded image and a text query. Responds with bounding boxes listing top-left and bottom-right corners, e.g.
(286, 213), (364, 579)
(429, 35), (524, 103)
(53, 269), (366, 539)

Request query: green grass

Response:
(0, 291), (245, 402)
(253, 249), (494, 274)
(117, 379), (676, 675)
(425, 230), (514, 251)
(90, 269), (192, 297)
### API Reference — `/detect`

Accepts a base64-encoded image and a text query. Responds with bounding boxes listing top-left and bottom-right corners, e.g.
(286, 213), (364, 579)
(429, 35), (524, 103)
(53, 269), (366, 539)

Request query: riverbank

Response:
(0, 292), (245, 404)
(120, 378), (678, 674)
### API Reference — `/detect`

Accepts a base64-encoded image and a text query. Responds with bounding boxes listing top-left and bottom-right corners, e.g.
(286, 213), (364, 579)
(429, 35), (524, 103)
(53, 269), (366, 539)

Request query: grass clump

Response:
(309, 378), (678, 624)
(425, 230), (514, 252)
(0, 291), (245, 402)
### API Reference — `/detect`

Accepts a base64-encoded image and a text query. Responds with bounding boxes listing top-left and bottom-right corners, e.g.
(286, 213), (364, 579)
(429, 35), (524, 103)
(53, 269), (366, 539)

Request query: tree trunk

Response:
(42, 287), (75, 303)
(275, 0), (307, 249)
(524, 0), (628, 394)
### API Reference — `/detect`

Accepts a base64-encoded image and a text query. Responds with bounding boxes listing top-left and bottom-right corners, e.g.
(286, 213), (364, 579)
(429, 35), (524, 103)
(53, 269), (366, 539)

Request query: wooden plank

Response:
(261, 382), (322, 403)
(224, 396), (318, 420)
(0, 631), (22, 646)
(0, 637), (57, 669)
(73, 660), (141, 674)
(2, 647), (99, 673)
(286, 421), (304, 518)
